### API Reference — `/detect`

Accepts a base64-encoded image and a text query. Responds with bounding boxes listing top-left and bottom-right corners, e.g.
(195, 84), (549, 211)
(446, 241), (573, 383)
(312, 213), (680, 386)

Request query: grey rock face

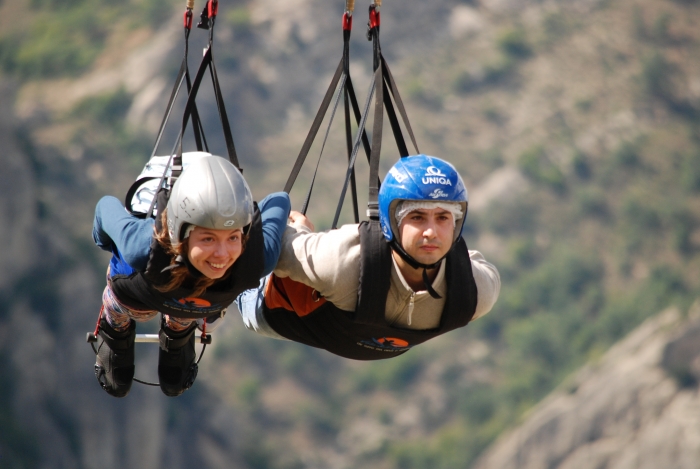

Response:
(473, 304), (700, 469)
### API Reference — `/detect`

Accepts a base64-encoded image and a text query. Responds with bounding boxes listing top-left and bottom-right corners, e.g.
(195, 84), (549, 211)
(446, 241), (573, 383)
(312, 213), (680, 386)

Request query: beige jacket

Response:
(274, 222), (501, 330)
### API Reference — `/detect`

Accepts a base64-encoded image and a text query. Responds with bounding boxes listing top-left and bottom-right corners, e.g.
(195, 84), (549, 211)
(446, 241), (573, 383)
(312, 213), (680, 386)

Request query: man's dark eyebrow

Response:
(409, 207), (451, 214)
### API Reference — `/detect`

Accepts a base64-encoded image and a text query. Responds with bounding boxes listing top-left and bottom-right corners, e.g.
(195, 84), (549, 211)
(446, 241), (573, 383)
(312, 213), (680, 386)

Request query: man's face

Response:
(398, 207), (454, 265)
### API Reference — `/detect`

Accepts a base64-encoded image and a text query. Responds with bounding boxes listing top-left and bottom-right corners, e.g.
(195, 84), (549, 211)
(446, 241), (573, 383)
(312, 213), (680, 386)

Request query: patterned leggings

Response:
(102, 284), (195, 332)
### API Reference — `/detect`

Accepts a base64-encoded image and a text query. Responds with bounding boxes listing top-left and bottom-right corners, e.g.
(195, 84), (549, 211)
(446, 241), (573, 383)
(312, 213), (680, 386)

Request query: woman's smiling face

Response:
(186, 226), (243, 279)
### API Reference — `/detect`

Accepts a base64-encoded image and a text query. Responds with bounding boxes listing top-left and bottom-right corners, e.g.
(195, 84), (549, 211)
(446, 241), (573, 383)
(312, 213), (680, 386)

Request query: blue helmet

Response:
(379, 154), (468, 243)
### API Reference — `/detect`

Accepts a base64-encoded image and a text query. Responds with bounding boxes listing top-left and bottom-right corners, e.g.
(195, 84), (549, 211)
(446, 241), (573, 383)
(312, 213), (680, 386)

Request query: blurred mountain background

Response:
(1, 0), (700, 468)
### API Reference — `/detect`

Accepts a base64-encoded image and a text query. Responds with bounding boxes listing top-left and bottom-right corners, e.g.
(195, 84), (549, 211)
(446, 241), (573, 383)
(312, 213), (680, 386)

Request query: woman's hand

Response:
(289, 211), (315, 232)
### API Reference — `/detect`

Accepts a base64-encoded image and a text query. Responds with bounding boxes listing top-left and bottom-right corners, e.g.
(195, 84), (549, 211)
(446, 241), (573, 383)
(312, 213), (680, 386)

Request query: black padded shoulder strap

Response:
(355, 220), (392, 325)
(441, 239), (478, 330)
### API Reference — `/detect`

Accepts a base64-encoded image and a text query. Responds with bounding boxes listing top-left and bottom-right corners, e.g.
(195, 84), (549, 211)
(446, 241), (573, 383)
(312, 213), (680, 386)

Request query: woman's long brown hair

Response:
(152, 209), (240, 297)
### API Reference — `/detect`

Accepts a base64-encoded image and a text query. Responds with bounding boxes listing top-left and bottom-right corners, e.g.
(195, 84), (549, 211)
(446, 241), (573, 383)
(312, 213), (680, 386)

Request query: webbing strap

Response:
(284, 11), (375, 229)
(150, 26), (208, 159)
(364, 55), (420, 211)
(364, 51), (419, 215)
(331, 77), (376, 227)
(345, 75), (374, 169)
(208, 56), (239, 168)
(343, 26), (359, 223)
(144, 10), (240, 217)
(176, 42), (240, 170)
(367, 61), (383, 217)
(283, 59), (344, 194)
(382, 58), (419, 156)
(185, 69), (209, 153)
(355, 220), (392, 325)
(344, 83), (359, 223)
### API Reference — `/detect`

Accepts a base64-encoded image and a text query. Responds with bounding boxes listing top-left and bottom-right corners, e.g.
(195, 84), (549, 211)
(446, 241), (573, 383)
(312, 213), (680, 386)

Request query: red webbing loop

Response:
(93, 306), (104, 336)
(369, 6), (380, 29)
(343, 12), (353, 31)
(200, 320), (208, 343)
(184, 9), (193, 30)
(208, 0), (218, 18)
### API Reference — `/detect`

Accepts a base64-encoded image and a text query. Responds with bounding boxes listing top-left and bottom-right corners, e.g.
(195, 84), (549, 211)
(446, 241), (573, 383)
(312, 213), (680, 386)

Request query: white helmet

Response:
(166, 155), (253, 247)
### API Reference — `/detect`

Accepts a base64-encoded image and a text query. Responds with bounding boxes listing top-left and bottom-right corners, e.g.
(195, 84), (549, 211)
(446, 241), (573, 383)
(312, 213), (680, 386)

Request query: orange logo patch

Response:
(178, 297), (211, 308)
(376, 337), (409, 348)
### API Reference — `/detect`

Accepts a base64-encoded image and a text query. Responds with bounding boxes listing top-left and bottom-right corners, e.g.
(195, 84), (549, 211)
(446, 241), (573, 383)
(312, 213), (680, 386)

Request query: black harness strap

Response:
(176, 27), (240, 172)
(355, 220), (392, 325)
(150, 9), (208, 159)
(299, 70), (347, 216)
(125, 6), (210, 218)
(382, 58), (419, 155)
(207, 39), (239, 168)
(284, 7), (377, 228)
(283, 58), (344, 195)
(136, 0), (239, 221)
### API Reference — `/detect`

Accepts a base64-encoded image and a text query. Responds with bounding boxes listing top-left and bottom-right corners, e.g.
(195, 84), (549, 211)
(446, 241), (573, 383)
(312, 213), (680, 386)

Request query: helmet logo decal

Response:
(224, 220), (235, 227)
(422, 166), (453, 186)
(428, 188), (449, 199)
(389, 166), (408, 183)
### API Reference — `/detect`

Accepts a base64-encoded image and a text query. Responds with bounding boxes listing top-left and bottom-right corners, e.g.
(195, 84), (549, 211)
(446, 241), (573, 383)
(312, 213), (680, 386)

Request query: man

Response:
(236, 154), (500, 360)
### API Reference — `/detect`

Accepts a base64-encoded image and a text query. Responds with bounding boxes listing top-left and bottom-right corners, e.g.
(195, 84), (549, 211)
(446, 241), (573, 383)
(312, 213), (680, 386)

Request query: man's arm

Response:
(273, 218), (362, 311)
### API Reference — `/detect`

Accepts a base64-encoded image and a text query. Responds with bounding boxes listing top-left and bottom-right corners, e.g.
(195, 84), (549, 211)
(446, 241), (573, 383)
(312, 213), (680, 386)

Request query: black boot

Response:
(94, 317), (136, 398)
(158, 323), (198, 397)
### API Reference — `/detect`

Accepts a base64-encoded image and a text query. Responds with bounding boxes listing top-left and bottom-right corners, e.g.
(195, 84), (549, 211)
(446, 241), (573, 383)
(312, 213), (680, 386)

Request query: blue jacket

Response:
(92, 192), (291, 278)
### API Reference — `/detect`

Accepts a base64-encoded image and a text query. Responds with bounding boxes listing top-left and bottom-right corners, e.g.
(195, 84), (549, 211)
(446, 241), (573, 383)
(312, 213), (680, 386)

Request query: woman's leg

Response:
(163, 316), (196, 332)
(102, 284), (158, 331)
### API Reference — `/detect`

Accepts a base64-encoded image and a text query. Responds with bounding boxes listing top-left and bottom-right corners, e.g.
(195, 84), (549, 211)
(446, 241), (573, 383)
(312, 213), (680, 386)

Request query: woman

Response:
(92, 155), (290, 397)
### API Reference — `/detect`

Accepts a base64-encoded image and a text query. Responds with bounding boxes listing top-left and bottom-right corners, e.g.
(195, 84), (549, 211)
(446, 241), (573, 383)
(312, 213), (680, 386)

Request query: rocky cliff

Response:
(474, 303), (700, 469)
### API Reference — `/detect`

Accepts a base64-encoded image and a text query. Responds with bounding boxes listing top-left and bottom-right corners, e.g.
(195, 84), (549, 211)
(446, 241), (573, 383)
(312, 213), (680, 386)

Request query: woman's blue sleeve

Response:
(92, 196), (155, 272)
(258, 192), (291, 276)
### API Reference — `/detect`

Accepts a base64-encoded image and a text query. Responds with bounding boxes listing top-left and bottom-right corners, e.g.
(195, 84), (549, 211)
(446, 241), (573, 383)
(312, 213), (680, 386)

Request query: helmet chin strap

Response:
(389, 239), (456, 299)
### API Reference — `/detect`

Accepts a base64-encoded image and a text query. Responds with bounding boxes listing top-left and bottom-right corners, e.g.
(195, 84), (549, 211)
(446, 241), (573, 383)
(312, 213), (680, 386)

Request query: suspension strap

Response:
(337, 1), (420, 222)
(283, 2), (381, 229)
(145, 0), (240, 218)
(178, 0), (238, 172)
(283, 60), (343, 194)
(150, 3), (208, 160)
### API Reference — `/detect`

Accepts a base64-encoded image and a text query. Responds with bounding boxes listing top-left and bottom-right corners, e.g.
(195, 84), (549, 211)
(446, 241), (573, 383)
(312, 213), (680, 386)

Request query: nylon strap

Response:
(331, 77), (376, 227)
(150, 26), (208, 159)
(283, 59), (344, 194)
(145, 15), (240, 217)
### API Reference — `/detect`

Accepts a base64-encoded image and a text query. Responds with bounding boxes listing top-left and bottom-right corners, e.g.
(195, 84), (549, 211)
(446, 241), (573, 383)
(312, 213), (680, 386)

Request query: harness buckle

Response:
(159, 330), (172, 352)
(197, 4), (211, 29)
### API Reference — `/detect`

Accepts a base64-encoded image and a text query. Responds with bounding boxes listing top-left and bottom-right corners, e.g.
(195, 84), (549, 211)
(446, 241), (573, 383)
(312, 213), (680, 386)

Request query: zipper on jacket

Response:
(407, 292), (416, 326)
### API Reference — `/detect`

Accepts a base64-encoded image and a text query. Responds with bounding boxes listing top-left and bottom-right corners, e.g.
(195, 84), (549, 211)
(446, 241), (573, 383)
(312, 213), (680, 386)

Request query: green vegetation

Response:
(517, 145), (566, 193)
(497, 27), (532, 59)
(0, 0), (172, 79)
